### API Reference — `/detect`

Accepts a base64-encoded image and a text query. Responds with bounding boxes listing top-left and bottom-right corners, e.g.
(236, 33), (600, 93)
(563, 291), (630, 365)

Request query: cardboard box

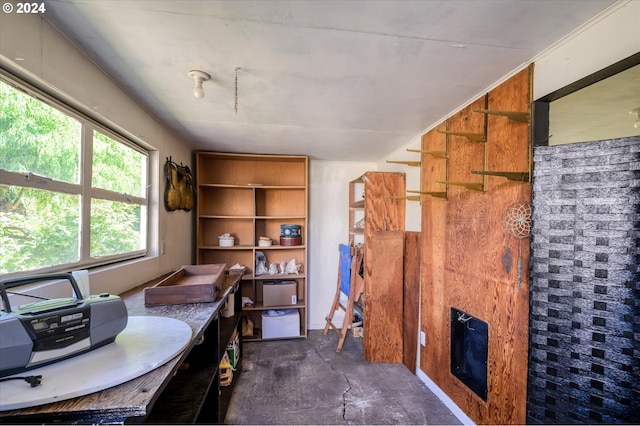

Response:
(263, 281), (297, 307)
(262, 309), (300, 339)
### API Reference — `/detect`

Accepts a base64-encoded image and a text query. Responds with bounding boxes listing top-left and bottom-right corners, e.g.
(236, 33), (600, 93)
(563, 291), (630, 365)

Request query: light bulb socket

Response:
(188, 70), (211, 99)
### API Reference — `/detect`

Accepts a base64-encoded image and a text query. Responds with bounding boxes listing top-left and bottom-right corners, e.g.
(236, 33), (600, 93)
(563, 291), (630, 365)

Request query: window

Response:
(0, 76), (149, 275)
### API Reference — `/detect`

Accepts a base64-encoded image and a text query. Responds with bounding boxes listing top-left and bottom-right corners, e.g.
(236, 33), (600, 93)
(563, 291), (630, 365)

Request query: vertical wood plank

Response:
(403, 231), (420, 373)
(447, 95), (486, 186)
(421, 123), (448, 194)
(361, 172), (405, 364)
(364, 230), (404, 363)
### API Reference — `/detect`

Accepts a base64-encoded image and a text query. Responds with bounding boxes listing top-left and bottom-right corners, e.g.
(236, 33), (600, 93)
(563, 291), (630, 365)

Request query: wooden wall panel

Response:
(403, 231), (421, 373)
(420, 126), (449, 374)
(363, 172), (405, 242)
(486, 70), (532, 186)
(361, 172), (405, 364)
(447, 96), (487, 186)
(364, 230), (404, 363)
(421, 123), (448, 195)
(420, 66), (532, 424)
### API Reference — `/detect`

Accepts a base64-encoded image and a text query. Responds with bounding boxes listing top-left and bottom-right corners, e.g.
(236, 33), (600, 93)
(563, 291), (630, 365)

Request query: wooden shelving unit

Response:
(348, 178), (366, 245)
(196, 152), (308, 341)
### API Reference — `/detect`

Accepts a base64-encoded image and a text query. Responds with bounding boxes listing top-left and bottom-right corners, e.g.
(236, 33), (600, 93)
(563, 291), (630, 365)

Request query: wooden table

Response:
(0, 271), (242, 424)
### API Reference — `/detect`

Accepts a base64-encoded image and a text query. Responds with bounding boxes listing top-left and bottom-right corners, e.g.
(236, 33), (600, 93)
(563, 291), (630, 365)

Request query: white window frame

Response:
(0, 72), (150, 277)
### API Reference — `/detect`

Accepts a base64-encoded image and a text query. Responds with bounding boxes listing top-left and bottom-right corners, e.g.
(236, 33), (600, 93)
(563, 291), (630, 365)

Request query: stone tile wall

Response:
(527, 137), (639, 424)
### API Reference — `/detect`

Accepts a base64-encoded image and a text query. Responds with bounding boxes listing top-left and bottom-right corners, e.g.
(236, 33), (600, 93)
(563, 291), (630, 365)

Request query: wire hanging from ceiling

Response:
(234, 67), (240, 115)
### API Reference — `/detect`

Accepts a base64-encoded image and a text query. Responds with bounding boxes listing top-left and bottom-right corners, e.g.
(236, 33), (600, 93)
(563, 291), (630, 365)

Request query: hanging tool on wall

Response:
(164, 156), (195, 211)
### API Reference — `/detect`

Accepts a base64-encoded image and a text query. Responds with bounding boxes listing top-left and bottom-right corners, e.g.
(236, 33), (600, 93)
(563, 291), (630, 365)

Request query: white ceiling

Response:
(43, 0), (619, 161)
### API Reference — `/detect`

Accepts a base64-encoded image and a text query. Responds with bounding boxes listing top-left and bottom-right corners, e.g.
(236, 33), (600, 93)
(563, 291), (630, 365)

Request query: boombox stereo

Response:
(0, 273), (128, 377)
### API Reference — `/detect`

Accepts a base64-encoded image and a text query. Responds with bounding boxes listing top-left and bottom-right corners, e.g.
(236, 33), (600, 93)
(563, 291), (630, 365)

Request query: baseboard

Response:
(416, 369), (475, 425)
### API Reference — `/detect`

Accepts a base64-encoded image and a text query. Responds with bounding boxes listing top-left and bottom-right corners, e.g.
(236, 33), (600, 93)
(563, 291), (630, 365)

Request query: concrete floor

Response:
(225, 330), (461, 425)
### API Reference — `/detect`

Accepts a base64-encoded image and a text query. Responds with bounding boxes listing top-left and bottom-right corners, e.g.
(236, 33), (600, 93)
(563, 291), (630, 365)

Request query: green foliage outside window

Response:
(0, 186), (80, 272)
(0, 79), (148, 275)
(91, 198), (144, 258)
(93, 131), (147, 197)
(0, 81), (81, 182)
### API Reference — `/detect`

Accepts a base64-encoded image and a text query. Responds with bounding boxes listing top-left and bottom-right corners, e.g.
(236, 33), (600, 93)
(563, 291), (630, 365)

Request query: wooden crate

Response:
(144, 264), (226, 306)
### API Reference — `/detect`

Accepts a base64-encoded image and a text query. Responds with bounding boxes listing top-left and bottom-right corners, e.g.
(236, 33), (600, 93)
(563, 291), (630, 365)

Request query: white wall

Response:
(307, 160), (375, 329)
(533, 0), (639, 100)
(0, 12), (193, 295)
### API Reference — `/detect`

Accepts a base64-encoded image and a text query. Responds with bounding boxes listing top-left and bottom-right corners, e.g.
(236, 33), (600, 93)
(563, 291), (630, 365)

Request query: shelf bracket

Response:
(473, 109), (530, 123)
(388, 195), (421, 201)
(436, 181), (484, 191)
(386, 160), (421, 167)
(406, 149), (447, 158)
(436, 130), (485, 142)
(470, 170), (530, 182)
(407, 190), (447, 199)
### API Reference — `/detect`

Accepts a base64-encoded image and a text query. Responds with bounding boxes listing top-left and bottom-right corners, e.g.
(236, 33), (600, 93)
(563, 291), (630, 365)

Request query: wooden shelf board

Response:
(407, 190), (448, 199)
(473, 108), (530, 123)
(436, 130), (485, 142)
(199, 215), (254, 219)
(199, 215), (304, 219)
(386, 160), (421, 167)
(254, 215), (306, 220)
(470, 170), (530, 181)
(407, 149), (448, 157)
(199, 183), (306, 189)
(198, 245), (306, 250)
(243, 301), (306, 311)
(242, 328), (305, 342)
(350, 200), (365, 208)
(243, 273), (306, 280)
(253, 245), (307, 250)
(199, 245), (255, 250)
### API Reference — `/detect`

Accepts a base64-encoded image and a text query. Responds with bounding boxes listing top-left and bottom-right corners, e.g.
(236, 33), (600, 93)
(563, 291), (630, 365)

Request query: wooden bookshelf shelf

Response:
(196, 152), (309, 341)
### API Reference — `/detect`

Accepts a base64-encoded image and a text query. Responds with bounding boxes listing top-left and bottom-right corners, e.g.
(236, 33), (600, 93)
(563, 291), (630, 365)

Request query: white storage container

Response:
(262, 309), (300, 339)
(218, 235), (235, 246)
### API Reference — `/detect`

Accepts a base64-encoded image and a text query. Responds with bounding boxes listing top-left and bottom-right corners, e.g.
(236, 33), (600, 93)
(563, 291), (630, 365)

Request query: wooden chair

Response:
(323, 244), (364, 352)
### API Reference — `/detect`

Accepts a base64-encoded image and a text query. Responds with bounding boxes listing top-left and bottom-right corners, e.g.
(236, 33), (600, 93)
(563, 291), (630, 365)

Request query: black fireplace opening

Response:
(451, 307), (488, 401)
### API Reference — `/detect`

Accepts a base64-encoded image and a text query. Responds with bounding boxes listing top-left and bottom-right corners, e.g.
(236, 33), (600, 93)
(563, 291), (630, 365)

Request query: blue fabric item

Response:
(339, 244), (352, 296)
(265, 309), (296, 317)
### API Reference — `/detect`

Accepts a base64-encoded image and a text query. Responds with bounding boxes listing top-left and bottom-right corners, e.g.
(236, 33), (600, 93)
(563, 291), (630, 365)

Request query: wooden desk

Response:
(0, 271), (242, 424)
